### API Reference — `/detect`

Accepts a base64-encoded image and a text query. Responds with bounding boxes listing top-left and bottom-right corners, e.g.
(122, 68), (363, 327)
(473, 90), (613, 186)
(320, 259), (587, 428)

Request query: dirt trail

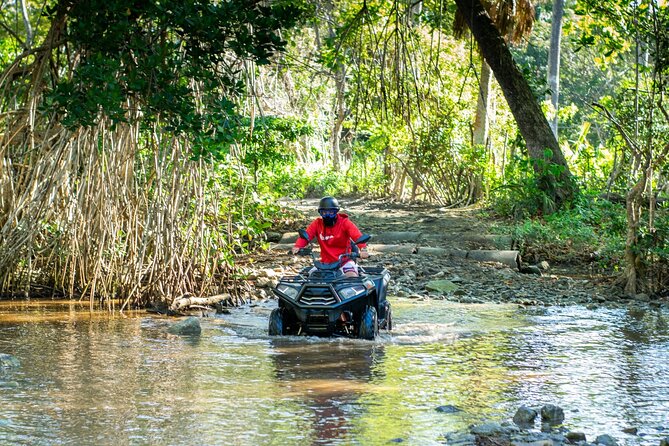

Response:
(246, 198), (636, 308)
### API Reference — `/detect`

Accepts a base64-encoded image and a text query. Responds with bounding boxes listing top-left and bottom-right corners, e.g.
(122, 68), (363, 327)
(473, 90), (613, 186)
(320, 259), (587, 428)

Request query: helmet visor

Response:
(319, 209), (338, 218)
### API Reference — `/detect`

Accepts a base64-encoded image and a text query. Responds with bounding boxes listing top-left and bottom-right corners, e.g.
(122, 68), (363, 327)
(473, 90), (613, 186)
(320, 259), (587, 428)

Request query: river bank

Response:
(237, 198), (666, 311)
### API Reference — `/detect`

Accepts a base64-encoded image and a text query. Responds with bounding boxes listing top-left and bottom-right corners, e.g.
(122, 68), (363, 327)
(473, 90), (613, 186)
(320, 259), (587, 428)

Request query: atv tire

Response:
(385, 304), (393, 331)
(268, 308), (284, 336)
(358, 306), (378, 340)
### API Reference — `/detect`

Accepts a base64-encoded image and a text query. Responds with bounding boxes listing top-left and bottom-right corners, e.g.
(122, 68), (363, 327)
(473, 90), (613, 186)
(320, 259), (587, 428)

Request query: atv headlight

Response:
(277, 283), (299, 299)
(338, 285), (366, 300)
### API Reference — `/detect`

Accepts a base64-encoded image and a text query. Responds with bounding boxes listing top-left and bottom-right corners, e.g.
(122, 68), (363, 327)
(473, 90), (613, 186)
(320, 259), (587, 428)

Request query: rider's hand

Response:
(360, 249), (369, 259)
(291, 247), (300, 255)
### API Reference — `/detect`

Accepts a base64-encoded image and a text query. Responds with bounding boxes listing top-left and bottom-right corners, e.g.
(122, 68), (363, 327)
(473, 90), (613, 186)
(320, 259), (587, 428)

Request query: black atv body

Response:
(268, 235), (391, 339)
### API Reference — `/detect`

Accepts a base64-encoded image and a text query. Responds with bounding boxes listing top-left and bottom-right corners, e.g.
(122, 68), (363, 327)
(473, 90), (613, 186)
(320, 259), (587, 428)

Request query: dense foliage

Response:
(1, 0), (668, 303)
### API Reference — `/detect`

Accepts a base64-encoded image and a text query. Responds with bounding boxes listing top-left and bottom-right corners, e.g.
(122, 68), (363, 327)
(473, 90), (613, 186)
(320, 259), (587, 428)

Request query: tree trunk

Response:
(547, 0), (564, 138)
(454, 0), (575, 206)
(623, 174), (647, 296)
(19, 0), (33, 49)
(324, 0), (344, 171)
(473, 60), (492, 148)
(331, 64), (346, 171)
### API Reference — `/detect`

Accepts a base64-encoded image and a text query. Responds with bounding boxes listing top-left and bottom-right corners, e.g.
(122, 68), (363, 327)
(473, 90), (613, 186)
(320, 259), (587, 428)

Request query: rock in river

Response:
(0, 353), (20, 370)
(435, 404), (462, 414)
(168, 317), (202, 336)
(595, 434), (618, 446)
(541, 404), (565, 425)
(513, 405), (538, 427)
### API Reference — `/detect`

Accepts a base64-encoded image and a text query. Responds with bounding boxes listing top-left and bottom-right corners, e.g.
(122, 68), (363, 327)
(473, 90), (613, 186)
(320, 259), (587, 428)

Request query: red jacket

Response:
(294, 213), (367, 263)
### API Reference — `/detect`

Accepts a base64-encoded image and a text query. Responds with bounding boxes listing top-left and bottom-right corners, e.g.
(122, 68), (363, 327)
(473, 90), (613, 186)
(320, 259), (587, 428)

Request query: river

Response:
(1, 298), (668, 445)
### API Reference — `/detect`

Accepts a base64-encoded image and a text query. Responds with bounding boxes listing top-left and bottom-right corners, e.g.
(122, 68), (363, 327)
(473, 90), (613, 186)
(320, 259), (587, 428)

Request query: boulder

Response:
(513, 405), (538, 427)
(566, 431), (587, 443)
(470, 422), (506, 436)
(595, 434), (618, 446)
(168, 317), (202, 336)
(541, 404), (565, 426)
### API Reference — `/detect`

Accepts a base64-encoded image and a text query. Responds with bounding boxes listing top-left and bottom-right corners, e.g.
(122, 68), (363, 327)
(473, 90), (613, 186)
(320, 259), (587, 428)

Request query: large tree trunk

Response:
(454, 0), (575, 206)
(473, 60), (492, 148)
(547, 0), (564, 138)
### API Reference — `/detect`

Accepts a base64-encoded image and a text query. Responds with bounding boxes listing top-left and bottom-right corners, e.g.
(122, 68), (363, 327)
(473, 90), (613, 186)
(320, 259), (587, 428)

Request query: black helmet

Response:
(318, 196), (340, 211)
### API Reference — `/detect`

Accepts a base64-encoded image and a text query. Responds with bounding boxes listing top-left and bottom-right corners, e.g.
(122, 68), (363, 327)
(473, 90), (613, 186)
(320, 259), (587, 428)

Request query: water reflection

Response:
(269, 339), (383, 444)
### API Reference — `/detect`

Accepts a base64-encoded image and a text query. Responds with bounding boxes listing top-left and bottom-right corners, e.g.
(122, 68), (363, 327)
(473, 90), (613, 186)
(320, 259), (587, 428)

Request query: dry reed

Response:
(0, 19), (241, 309)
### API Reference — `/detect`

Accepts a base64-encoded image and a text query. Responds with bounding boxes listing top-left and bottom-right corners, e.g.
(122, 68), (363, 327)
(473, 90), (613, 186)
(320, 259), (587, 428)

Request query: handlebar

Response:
(291, 231), (371, 261)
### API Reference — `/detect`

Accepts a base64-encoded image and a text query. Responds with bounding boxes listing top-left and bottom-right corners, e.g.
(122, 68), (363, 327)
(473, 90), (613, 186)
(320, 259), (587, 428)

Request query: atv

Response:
(268, 230), (391, 339)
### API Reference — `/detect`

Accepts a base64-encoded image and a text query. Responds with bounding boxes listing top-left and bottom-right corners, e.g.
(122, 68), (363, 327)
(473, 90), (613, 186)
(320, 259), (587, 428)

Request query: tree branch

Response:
(0, 20), (26, 48)
(591, 102), (640, 155)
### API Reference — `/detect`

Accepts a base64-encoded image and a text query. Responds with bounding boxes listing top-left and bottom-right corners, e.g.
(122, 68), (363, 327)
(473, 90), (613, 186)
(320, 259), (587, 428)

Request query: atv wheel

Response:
(358, 306), (378, 340)
(385, 304), (393, 331)
(268, 308), (284, 336)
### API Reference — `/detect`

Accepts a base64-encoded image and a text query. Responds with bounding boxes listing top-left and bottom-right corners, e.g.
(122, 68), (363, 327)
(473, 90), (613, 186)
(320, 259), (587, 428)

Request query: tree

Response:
(581, 0), (669, 295)
(453, 0), (576, 206)
(0, 0), (308, 304)
(547, 0), (565, 137)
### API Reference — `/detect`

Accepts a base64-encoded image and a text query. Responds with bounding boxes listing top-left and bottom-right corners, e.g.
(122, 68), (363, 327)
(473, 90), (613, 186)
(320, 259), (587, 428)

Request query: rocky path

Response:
(242, 198), (640, 308)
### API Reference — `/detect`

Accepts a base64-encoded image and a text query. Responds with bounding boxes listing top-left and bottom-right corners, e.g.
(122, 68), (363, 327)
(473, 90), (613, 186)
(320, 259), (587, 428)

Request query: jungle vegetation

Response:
(0, 0), (668, 306)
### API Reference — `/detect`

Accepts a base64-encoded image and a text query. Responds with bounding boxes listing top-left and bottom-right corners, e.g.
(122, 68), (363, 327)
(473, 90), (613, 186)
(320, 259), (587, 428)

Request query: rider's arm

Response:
(293, 219), (319, 250)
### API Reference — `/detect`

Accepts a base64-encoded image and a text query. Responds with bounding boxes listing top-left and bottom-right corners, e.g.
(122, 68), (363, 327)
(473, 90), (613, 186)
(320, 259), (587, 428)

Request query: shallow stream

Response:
(1, 299), (668, 445)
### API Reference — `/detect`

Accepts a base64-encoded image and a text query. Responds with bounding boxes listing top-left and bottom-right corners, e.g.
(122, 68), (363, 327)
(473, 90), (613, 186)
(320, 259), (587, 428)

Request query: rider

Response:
(292, 196), (369, 277)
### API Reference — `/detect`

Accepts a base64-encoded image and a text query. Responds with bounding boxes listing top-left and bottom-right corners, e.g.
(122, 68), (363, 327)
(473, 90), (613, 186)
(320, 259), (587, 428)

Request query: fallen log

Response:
(279, 232), (299, 244)
(419, 233), (512, 249)
(372, 231), (421, 243)
(269, 243), (295, 251)
(170, 293), (232, 312)
(465, 250), (521, 270)
(416, 247), (521, 269)
(370, 244), (417, 254)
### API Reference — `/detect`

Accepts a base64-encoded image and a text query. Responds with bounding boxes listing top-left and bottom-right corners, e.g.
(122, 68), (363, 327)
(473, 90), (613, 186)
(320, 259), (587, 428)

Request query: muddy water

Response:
(1, 299), (669, 445)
